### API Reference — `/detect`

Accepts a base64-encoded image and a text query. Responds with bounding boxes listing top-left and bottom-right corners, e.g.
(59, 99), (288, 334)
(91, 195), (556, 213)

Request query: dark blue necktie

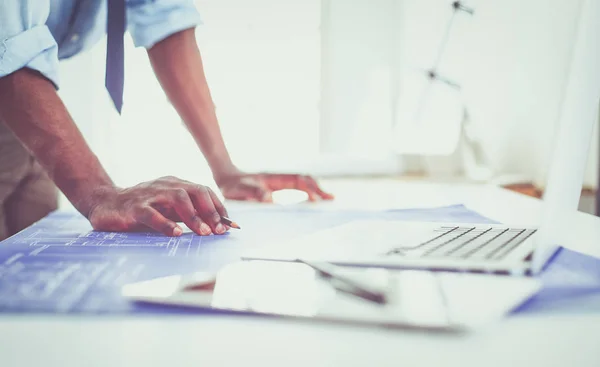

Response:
(105, 0), (125, 114)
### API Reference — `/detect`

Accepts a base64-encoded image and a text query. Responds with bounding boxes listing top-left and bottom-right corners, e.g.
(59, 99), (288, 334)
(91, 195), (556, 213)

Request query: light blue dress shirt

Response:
(0, 0), (202, 88)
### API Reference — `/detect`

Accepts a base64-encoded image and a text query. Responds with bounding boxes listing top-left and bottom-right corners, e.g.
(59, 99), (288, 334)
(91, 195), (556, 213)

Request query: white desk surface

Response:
(1, 179), (599, 367)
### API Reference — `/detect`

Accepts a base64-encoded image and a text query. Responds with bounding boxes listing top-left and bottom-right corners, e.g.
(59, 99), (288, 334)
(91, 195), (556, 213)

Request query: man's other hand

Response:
(87, 176), (229, 236)
(216, 171), (334, 203)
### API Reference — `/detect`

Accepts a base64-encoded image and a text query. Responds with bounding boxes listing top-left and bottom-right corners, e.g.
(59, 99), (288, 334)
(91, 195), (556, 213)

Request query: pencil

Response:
(221, 216), (241, 229)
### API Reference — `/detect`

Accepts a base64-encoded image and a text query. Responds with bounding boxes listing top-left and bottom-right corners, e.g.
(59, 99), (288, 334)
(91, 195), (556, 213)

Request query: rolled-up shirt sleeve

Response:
(0, 1), (60, 88)
(127, 0), (203, 49)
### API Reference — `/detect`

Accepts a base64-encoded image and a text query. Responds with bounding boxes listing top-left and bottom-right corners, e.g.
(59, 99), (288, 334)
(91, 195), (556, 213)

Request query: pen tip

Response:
(230, 222), (241, 229)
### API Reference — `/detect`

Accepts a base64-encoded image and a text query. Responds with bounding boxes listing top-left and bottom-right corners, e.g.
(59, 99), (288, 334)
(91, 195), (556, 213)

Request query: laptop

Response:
(243, 18), (599, 277)
(243, 113), (595, 275)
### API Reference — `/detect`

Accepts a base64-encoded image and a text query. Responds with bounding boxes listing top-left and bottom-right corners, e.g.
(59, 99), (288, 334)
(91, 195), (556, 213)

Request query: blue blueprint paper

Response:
(0, 204), (598, 315)
(515, 247), (600, 314)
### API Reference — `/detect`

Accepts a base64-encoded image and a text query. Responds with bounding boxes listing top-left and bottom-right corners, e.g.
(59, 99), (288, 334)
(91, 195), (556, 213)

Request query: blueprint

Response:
(0, 205), (598, 315)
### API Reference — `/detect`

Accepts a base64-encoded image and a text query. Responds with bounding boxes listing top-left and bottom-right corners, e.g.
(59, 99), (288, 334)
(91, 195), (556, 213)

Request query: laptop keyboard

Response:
(385, 226), (537, 260)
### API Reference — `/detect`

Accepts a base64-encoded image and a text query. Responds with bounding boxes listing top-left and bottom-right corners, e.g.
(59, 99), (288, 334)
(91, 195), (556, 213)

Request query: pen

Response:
(296, 259), (387, 305)
(221, 216), (241, 229)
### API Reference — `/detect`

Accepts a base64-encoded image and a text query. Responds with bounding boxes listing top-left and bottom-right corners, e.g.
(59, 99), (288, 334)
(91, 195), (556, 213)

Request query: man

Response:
(0, 1), (333, 241)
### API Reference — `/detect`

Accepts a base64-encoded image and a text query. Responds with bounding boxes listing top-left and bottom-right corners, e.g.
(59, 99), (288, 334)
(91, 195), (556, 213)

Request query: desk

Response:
(1, 179), (599, 367)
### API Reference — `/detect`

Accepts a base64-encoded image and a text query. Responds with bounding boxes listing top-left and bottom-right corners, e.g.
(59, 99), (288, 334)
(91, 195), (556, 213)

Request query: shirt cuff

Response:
(0, 25), (60, 88)
(128, 2), (203, 49)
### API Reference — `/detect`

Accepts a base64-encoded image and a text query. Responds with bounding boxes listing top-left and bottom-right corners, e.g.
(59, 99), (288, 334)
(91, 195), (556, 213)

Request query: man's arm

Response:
(147, 29), (334, 202)
(0, 69), (229, 236)
(0, 69), (113, 217)
(146, 28), (236, 180)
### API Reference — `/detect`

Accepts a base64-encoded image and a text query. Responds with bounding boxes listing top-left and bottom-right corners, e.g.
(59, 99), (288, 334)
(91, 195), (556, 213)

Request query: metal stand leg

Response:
(459, 107), (493, 181)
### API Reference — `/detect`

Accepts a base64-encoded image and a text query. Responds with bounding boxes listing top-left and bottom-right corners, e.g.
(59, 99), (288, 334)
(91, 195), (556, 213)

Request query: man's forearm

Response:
(0, 69), (114, 217)
(147, 28), (237, 180)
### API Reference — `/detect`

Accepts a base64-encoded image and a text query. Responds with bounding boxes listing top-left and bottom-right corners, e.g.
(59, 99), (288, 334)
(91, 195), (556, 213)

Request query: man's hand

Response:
(216, 171), (334, 203)
(87, 176), (229, 237)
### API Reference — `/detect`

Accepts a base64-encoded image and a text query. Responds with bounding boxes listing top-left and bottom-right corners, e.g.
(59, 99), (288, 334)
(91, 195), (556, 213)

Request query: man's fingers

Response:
(170, 188), (211, 236)
(263, 174), (315, 198)
(206, 187), (229, 218)
(239, 177), (271, 201)
(304, 176), (334, 200)
(249, 182), (272, 202)
(263, 174), (333, 201)
(189, 186), (227, 234)
(317, 189), (335, 200)
(271, 174), (317, 201)
(261, 173), (296, 191)
(225, 180), (272, 203)
(135, 206), (182, 236)
(297, 175), (319, 201)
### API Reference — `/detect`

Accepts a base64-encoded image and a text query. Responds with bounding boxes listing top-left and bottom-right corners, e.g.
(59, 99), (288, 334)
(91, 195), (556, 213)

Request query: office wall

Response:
(57, 0), (597, 193)
(319, 0), (399, 158)
(395, 0), (596, 187)
(323, 0), (597, 187)
(456, 0), (595, 188)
